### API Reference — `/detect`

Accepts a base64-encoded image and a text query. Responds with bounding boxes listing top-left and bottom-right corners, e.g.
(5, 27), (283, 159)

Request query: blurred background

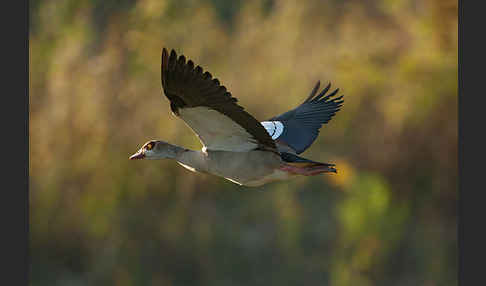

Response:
(29, 0), (457, 285)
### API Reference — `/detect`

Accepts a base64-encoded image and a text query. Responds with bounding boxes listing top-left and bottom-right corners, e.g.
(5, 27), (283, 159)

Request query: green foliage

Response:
(30, 0), (457, 285)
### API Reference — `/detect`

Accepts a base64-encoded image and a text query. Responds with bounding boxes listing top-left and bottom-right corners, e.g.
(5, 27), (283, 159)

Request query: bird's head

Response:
(129, 140), (178, 160)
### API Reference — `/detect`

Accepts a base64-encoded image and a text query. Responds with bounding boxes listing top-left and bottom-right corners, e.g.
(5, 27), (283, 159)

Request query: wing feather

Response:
(161, 48), (277, 152)
(268, 81), (343, 154)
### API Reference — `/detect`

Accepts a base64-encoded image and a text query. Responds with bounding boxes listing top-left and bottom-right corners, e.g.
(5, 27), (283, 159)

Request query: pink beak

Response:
(129, 150), (145, 160)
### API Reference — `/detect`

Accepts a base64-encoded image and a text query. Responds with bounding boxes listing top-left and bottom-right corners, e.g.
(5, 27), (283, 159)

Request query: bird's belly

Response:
(235, 169), (292, 187)
(204, 150), (284, 187)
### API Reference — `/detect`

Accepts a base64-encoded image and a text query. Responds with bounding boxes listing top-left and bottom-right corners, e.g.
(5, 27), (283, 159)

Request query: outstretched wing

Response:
(265, 81), (343, 154)
(161, 48), (277, 152)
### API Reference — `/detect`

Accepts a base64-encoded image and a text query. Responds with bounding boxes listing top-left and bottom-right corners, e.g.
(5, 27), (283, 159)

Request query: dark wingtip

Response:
(161, 47), (168, 64)
(187, 59), (194, 69)
(166, 49), (178, 70)
(203, 71), (212, 80)
(178, 55), (186, 64)
(313, 82), (332, 102)
(329, 88), (339, 96)
(161, 48), (169, 88)
(304, 80), (322, 103)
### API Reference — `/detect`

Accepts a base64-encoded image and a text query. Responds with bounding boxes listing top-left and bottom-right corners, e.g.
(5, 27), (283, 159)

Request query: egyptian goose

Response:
(130, 48), (344, 187)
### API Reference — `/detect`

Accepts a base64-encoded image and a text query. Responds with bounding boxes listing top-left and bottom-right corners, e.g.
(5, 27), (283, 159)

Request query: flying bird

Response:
(130, 48), (344, 187)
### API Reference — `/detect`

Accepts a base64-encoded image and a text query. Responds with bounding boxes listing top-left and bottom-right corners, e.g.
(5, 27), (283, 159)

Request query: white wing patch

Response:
(178, 107), (259, 152)
(260, 121), (284, 140)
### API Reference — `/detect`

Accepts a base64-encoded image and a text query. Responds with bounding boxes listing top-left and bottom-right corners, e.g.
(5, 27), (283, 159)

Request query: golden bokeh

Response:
(30, 0), (457, 285)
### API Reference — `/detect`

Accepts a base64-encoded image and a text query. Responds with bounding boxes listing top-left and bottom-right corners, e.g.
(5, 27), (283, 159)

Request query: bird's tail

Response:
(280, 152), (337, 173)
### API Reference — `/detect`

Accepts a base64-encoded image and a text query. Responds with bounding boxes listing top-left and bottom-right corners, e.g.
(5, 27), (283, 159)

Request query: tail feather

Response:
(280, 152), (337, 173)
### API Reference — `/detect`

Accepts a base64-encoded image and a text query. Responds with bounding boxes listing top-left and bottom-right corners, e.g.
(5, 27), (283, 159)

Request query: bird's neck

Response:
(147, 143), (188, 160)
(162, 144), (190, 160)
(173, 145), (188, 158)
(153, 143), (206, 172)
